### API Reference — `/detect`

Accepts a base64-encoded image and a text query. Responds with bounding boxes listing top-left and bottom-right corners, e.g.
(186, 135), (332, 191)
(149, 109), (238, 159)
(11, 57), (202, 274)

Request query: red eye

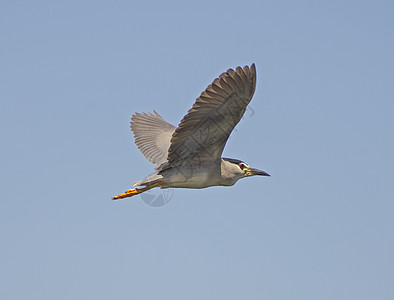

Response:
(239, 164), (245, 170)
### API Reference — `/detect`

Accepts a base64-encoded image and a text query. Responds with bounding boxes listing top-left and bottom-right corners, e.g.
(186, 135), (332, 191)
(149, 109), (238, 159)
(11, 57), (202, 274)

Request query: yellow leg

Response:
(112, 182), (162, 200)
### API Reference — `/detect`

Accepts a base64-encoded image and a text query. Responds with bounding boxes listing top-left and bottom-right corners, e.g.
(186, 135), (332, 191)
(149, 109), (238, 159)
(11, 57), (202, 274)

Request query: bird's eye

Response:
(239, 163), (245, 170)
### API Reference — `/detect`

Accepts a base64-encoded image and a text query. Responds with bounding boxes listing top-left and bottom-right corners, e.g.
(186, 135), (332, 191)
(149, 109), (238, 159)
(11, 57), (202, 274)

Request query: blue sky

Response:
(1, 1), (394, 299)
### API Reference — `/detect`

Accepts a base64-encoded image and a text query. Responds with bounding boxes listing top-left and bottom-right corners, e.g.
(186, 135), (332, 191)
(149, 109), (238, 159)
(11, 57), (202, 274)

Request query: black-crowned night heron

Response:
(113, 64), (270, 200)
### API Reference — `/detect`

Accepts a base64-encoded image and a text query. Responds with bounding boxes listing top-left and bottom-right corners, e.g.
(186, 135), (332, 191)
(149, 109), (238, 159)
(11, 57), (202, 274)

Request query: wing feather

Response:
(130, 111), (176, 166)
(161, 64), (257, 171)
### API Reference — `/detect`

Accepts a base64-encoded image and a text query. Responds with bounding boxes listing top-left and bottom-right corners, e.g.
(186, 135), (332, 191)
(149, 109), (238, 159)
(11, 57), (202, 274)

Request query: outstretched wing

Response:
(130, 111), (176, 167)
(162, 64), (256, 170)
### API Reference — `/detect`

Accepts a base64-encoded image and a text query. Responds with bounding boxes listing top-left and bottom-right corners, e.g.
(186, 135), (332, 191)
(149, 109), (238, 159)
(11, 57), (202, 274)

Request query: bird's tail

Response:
(132, 173), (163, 187)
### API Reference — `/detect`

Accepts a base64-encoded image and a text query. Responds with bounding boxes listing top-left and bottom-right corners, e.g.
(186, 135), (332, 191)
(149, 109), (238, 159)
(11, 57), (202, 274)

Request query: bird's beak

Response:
(249, 168), (270, 176)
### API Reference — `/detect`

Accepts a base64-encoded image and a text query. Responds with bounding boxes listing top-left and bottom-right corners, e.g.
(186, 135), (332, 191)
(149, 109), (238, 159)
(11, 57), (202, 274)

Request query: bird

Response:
(112, 63), (270, 200)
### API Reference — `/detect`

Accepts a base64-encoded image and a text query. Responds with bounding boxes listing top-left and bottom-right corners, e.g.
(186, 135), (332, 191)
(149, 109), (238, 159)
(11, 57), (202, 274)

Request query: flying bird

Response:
(112, 64), (270, 200)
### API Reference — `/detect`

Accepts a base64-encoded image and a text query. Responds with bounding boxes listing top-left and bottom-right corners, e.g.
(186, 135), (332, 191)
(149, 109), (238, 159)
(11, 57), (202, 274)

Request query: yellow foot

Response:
(112, 188), (140, 200)
(112, 182), (163, 200)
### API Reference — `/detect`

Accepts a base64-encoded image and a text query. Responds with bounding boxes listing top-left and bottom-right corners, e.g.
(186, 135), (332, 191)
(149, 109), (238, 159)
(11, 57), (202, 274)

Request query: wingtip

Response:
(250, 63), (256, 74)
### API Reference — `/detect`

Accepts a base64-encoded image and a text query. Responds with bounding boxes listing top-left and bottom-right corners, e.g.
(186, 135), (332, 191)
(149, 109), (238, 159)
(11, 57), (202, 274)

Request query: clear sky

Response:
(1, 1), (393, 299)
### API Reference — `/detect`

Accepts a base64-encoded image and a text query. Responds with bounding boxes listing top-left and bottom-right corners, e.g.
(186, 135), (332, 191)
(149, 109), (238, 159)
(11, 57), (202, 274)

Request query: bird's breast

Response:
(160, 166), (221, 189)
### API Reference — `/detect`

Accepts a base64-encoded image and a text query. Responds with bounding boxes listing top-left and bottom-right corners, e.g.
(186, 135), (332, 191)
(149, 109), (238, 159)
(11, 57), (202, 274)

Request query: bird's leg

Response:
(112, 182), (162, 200)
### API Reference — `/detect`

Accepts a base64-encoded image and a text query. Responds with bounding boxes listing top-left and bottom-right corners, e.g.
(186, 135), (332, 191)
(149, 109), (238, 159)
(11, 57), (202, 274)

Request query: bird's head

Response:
(221, 158), (270, 184)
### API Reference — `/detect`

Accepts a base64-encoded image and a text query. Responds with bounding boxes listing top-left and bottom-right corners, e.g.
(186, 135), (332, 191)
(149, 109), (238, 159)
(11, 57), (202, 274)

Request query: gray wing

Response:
(161, 64), (256, 171)
(130, 110), (176, 167)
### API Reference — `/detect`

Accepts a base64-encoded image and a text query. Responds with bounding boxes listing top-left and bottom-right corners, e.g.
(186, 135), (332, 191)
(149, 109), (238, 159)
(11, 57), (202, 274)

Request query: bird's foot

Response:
(112, 188), (141, 200)
(112, 182), (162, 200)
